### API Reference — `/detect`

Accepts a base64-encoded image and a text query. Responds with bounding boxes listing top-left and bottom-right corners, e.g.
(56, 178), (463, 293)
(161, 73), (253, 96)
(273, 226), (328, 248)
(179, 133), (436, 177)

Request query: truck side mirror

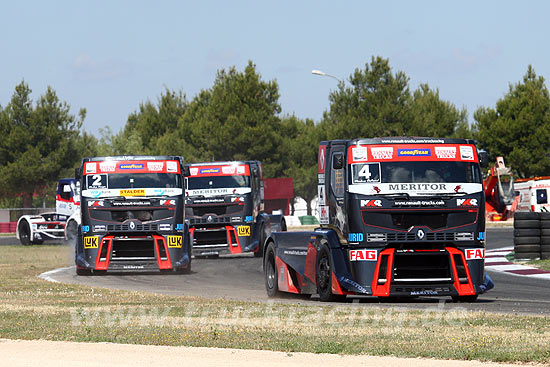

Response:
(333, 154), (344, 170)
(75, 167), (82, 179)
(182, 166), (190, 177)
(478, 150), (489, 168)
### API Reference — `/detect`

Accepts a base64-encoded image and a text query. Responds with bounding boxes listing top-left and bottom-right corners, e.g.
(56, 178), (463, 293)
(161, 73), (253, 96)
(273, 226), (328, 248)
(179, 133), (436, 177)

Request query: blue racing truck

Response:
(264, 137), (488, 302)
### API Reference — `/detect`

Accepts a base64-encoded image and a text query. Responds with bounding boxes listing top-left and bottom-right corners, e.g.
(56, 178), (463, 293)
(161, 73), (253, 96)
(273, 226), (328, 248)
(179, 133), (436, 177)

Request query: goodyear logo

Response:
(200, 168), (220, 174)
(167, 235), (183, 248)
(120, 189), (146, 197)
(84, 236), (98, 249)
(397, 149), (431, 157)
(237, 226), (251, 236)
(119, 163), (144, 169)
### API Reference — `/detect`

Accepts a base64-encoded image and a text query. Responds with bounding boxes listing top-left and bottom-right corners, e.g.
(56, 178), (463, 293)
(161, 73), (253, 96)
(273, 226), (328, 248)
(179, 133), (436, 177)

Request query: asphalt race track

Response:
(6, 227), (550, 314)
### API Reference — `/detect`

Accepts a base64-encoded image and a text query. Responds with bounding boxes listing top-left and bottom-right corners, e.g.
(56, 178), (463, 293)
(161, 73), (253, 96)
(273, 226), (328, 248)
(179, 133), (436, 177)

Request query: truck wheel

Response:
(254, 224), (266, 258)
(181, 240), (192, 274)
(18, 221), (31, 245)
(280, 218), (287, 232)
(316, 244), (345, 302)
(76, 267), (91, 276)
(264, 242), (280, 297)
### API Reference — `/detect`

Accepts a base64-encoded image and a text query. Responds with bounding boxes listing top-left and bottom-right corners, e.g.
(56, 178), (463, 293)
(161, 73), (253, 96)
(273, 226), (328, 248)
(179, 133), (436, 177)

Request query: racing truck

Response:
(264, 137), (488, 302)
(185, 161), (286, 257)
(16, 178), (80, 245)
(75, 156), (191, 275)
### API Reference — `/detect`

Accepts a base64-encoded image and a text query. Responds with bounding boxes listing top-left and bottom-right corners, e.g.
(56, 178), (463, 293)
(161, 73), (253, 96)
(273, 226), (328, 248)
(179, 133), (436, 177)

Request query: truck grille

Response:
(362, 210), (477, 230)
(188, 204), (243, 217)
(107, 224), (158, 232)
(393, 251), (452, 282)
(111, 237), (156, 260)
(189, 217), (231, 225)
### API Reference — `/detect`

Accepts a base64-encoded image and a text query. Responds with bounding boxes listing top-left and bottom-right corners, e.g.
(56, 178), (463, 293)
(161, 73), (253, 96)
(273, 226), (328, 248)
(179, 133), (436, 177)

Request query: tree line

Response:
(1, 57), (550, 212)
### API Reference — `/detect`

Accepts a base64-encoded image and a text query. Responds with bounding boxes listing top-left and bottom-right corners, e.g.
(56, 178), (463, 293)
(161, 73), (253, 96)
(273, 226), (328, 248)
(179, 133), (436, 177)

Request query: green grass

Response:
(506, 252), (550, 270)
(0, 245), (549, 363)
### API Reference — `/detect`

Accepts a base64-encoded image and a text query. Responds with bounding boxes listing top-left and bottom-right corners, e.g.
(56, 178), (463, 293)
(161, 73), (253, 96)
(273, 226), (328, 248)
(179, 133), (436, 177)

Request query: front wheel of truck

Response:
(254, 223), (266, 258)
(264, 242), (281, 297)
(316, 244), (346, 302)
(451, 295), (478, 303)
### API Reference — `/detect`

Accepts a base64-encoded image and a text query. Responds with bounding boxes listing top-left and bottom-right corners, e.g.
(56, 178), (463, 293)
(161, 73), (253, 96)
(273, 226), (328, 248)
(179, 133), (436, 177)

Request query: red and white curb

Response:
(485, 247), (550, 279)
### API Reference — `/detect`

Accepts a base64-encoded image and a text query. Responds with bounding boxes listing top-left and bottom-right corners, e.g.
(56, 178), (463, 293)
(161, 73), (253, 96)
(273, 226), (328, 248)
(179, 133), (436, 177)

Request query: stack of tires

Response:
(540, 213), (550, 260)
(513, 212), (540, 260)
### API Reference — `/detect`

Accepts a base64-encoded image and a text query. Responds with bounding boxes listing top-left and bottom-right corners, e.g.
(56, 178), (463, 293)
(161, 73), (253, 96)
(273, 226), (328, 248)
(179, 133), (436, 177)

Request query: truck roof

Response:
(322, 137), (477, 146)
(82, 155), (183, 163)
(186, 161), (260, 167)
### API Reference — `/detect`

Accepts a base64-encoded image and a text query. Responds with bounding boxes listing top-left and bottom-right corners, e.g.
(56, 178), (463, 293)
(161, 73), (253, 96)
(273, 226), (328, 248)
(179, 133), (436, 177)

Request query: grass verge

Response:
(505, 252), (550, 270)
(0, 245), (549, 363)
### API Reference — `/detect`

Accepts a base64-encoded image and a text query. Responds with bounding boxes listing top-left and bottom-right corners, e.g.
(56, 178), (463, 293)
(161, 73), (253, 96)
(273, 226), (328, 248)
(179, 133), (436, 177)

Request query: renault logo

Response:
(129, 222), (136, 230)
(417, 229), (425, 240)
(207, 215), (213, 223)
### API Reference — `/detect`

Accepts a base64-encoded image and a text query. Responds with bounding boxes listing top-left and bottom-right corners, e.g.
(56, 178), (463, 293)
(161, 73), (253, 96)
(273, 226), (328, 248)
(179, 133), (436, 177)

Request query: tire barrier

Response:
(514, 212), (540, 260)
(541, 212), (550, 260)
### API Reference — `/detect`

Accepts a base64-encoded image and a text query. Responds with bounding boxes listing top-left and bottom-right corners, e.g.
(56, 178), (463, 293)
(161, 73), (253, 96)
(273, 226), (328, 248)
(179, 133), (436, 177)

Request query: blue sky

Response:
(1, 1), (548, 136)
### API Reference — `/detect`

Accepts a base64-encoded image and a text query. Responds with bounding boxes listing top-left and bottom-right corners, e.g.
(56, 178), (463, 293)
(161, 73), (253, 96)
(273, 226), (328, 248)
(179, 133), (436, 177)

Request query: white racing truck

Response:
(16, 179), (80, 245)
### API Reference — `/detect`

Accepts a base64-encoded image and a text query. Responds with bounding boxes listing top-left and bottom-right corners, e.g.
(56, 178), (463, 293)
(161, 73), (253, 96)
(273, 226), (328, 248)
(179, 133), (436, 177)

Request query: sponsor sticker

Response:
(85, 163), (96, 174)
(93, 225), (106, 232)
(460, 146), (474, 160)
(370, 147), (393, 160)
(457, 198), (478, 207)
(352, 146), (368, 162)
(167, 235), (183, 248)
(245, 216), (253, 223)
(349, 249), (377, 261)
(319, 205), (329, 224)
(120, 189), (146, 197)
(81, 225), (90, 233)
(237, 165), (246, 174)
(200, 168), (220, 174)
(318, 185), (326, 205)
(159, 224), (171, 231)
(237, 226), (251, 236)
(99, 161), (116, 172)
(360, 199), (382, 207)
(147, 161), (164, 171)
(119, 163), (144, 170)
(176, 223), (184, 230)
(167, 161), (178, 172)
(465, 248), (484, 260)
(394, 200), (445, 206)
(397, 148), (431, 157)
(160, 199), (176, 206)
(435, 146), (457, 159)
(222, 166), (236, 174)
(84, 236), (99, 249)
(318, 145), (327, 173)
(348, 233), (364, 242)
(189, 167), (199, 176)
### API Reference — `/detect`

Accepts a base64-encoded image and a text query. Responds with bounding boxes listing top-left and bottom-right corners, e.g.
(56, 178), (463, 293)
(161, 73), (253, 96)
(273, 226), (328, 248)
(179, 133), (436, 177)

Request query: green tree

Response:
(474, 65), (550, 177)
(323, 56), (412, 139)
(179, 61), (283, 177)
(280, 116), (319, 215)
(0, 81), (84, 207)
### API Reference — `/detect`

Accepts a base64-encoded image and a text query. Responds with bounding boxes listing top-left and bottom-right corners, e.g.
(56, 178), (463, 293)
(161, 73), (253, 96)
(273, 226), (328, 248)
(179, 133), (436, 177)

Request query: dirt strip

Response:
(0, 339), (523, 367)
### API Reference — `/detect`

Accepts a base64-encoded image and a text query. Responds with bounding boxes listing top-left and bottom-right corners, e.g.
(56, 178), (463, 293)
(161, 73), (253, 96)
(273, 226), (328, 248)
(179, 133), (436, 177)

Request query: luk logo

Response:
(349, 249), (377, 261)
(465, 248), (484, 260)
(83, 236), (98, 249)
(457, 198), (478, 207)
(360, 199), (382, 207)
(237, 226), (251, 236)
(348, 233), (364, 242)
(167, 235), (183, 248)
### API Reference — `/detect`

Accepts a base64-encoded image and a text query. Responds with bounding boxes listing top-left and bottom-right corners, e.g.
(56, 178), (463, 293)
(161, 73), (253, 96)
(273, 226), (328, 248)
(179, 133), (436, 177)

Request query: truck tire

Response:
(18, 220), (31, 246)
(514, 212), (540, 220)
(254, 224), (266, 258)
(514, 252), (540, 260)
(316, 244), (346, 302)
(513, 228), (540, 237)
(451, 294), (478, 303)
(514, 220), (540, 229)
(181, 239), (192, 274)
(513, 244), (541, 253)
(76, 267), (91, 276)
(264, 242), (281, 297)
(281, 218), (287, 232)
(540, 229), (550, 236)
(513, 236), (540, 245)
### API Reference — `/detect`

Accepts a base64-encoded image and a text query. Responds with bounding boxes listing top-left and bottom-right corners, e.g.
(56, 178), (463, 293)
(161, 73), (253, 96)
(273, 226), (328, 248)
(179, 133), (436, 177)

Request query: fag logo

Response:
(360, 199), (382, 207)
(457, 198), (478, 207)
(349, 249), (377, 261)
(84, 236), (98, 249)
(465, 248), (484, 260)
(237, 226), (251, 236)
(167, 235), (183, 248)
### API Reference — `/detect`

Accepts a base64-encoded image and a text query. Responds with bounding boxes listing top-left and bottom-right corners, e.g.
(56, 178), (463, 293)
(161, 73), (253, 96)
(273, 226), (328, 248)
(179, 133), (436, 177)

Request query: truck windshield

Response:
(85, 173), (182, 189)
(187, 176), (250, 190)
(350, 161), (481, 184)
